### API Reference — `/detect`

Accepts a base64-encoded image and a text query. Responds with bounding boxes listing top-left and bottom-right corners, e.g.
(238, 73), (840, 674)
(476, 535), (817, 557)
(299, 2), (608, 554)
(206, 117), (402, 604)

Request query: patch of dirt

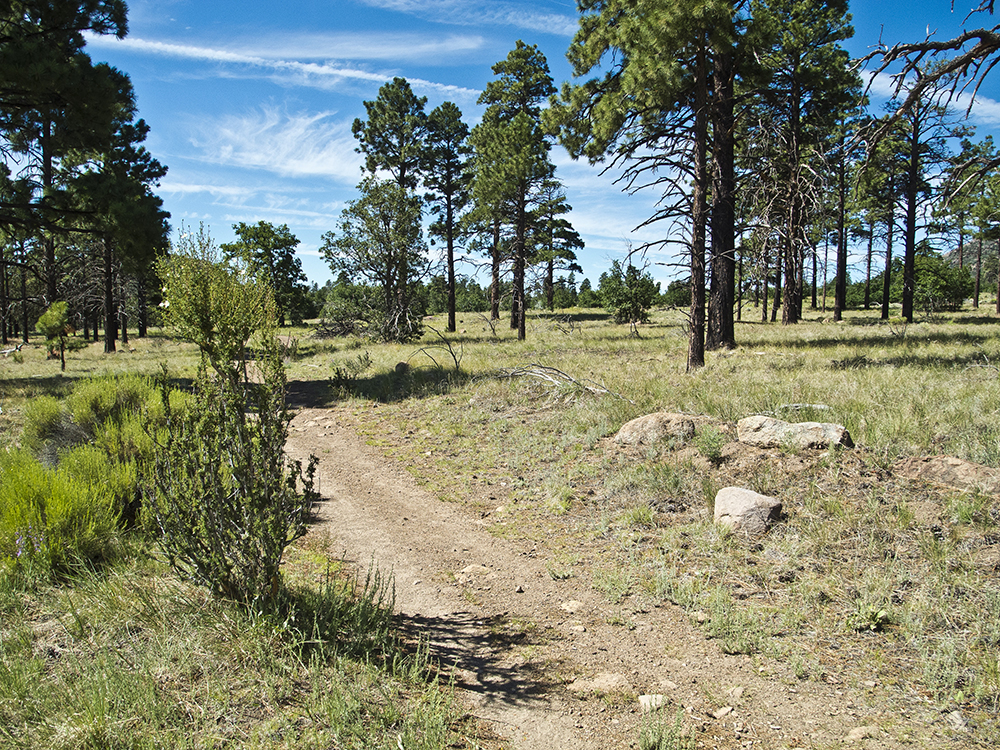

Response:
(284, 406), (956, 750)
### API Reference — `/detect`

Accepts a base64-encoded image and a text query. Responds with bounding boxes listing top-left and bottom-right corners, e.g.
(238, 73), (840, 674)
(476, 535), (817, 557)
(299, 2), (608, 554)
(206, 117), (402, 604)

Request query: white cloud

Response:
(187, 107), (364, 182)
(866, 71), (1000, 127)
(239, 32), (485, 62)
(85, 35), (481, 100)
(355, 0), (578, 37)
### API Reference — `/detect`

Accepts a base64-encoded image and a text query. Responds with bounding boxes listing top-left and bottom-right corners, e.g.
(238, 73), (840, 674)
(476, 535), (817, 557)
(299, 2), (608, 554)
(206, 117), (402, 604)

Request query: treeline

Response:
(544, 0), (1000, 370)
(0, 1), (170, 353)
(322, 42), (583, 343)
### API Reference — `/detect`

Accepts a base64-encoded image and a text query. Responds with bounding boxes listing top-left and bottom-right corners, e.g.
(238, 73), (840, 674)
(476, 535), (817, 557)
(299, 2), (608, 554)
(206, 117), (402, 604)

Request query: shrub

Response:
(67, 373), (159, 435)
(0, 450), (122, 581)
(145, 335), (318, 608)
(599, 259), (660, 326)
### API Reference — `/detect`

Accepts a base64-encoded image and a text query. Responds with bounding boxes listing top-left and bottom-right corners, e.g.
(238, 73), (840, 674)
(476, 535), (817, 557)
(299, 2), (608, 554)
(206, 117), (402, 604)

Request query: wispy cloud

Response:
(187, 107), (364, 183)
(866, 71), (1000, 127)
(356, 0), (579, 37)
(85, 35), (481, 99)
(237, 31), (484, 62)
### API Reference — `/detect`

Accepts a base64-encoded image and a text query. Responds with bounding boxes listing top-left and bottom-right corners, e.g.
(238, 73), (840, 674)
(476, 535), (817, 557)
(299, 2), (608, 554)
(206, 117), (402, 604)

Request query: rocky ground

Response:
(283, 403), (977, 750)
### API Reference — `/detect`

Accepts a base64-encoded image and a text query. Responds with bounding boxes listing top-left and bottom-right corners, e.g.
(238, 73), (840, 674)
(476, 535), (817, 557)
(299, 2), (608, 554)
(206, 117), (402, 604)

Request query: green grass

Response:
(4, 306), (1000, 746)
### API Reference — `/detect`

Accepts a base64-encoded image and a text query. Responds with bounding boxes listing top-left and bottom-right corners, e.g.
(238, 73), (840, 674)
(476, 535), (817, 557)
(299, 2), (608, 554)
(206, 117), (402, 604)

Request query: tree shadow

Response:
(395, 611), (562, 707)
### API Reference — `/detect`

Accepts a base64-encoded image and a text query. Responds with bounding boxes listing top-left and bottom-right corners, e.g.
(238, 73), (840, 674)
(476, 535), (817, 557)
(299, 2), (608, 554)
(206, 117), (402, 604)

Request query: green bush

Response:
(599, 259), (660, 325)
(145, 346), (318, 608)
(0, 450), (122, 581)
(67, 373), (159, 435)
(60, 444), (143, 529)
(22, 396), (87, 464)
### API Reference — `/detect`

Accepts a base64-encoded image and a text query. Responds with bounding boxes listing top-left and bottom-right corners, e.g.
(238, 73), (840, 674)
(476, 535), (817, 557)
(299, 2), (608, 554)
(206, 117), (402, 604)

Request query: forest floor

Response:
(284, 395), (977, 750)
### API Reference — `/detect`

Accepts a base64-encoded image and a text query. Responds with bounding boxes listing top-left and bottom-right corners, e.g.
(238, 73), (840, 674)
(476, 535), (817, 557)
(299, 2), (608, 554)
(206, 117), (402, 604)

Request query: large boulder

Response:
(614, 412), (696, 445)
(737, 415), (853, 450)
(714, 487), (782, 535)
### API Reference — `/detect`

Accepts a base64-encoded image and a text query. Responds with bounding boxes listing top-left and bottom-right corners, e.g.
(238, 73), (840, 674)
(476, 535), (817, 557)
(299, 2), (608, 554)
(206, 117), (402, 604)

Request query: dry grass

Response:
(4, 304), (1000, 746)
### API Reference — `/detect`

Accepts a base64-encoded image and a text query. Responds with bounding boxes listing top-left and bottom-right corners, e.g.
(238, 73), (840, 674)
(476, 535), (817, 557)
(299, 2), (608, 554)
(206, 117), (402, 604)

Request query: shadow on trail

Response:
(397, 611), (561, 707)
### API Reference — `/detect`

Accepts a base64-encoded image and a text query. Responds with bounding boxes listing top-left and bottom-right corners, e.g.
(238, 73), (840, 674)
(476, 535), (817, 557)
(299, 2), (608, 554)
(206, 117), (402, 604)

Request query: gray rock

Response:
(737, 415), (853, 450)
(895, 455), (1000, 496)
(614, 412), (696, 445)
(639, 694), (668, 713)
(714, 487), (782, 535)
(568, 672), (631, 694)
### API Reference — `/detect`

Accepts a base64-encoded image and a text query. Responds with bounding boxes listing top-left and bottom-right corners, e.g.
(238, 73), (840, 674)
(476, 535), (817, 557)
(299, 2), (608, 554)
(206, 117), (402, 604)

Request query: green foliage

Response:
(599, 260), (660, 326)
(158, 223), (277, 372)
(21, 396), (73, 455)
(863, 249), (975, 313)
(0, 449), (122, 581)
(694, 426), (726, 465)
(220, 220), (309, 326)
(639, 709), (695, 750)
(321, 178), (428, 343)
(36, 301), (70, 370)
(66, 372), (159, 434)
(145, 340), (319, 607)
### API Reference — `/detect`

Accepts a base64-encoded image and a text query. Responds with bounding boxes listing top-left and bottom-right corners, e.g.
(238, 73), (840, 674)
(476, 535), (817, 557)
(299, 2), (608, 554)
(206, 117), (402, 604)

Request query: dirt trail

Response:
(285, 407), (937, 750)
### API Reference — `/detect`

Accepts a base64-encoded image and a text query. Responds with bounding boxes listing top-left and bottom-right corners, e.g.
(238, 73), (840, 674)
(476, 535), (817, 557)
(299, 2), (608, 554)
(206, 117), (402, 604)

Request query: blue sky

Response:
(84, 0), (1000, 289)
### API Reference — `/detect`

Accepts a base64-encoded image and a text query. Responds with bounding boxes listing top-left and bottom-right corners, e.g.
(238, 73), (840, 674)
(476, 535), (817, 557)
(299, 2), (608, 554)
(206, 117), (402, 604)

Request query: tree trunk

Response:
(834, 137), (848, 322)
(863, 220), (874, 310)
(901, 114), (919, 323)
(103, 238), (117, 354)
(771, 246), (781, 323)
(707, 48), (736, 351)
(1, 251), (8, 345)
(137, 274), (148, 338)
(761, 246), (769, 323)
(446, 198), (456, 333)
(881, 214), (894, 320)
(490, 218), (501, 321)
(974, 240), (982, 309)
(20, 242), (28, 344)
(687, 43), (709, 371)
(514, 197), (527, 340)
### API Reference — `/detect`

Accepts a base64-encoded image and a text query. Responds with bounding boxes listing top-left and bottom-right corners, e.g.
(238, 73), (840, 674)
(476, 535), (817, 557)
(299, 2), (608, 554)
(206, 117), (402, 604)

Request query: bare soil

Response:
(284, 404), (964, 750)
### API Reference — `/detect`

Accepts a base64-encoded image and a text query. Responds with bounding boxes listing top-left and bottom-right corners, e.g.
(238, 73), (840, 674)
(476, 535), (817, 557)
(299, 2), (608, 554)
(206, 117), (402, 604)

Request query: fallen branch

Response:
(488, 363), (633, 403)
(1, 343), (24, 357)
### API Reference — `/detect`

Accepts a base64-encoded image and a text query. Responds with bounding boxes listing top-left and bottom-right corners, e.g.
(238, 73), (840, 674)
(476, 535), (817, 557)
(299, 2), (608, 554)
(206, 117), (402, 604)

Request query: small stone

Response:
(461, 565), (490, 576)
(515, 584), (524, 593)
(660, 680), (680, 690)
(946, 710), (968, 731)
(846, 726), (878, 742)
(639, 694), (668, 713)
(713, 706), (734, 720)
(568, 672), (630, 694)
(727, 686), (745, 702)
(561, 600), (584, 614)
(694, 611), (710, 623)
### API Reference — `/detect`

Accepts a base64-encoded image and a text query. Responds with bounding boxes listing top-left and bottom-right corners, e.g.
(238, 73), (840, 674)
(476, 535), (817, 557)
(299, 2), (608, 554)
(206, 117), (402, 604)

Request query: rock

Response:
(946, 710), (968, 731)
(638, 694), (668, 713)
(894, 455), (1000, 496)
(461, 565), (490, 576)
(568, 672), (631, 694)
(560, 600), (584, 614)
(727, 686), (745, 702)
(715, 487), (782, 535)
(846, 726), (879, 742)
(737, 415), (854, 450)
(614, 412), (696, 445)
(712, 705), (734, 720)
